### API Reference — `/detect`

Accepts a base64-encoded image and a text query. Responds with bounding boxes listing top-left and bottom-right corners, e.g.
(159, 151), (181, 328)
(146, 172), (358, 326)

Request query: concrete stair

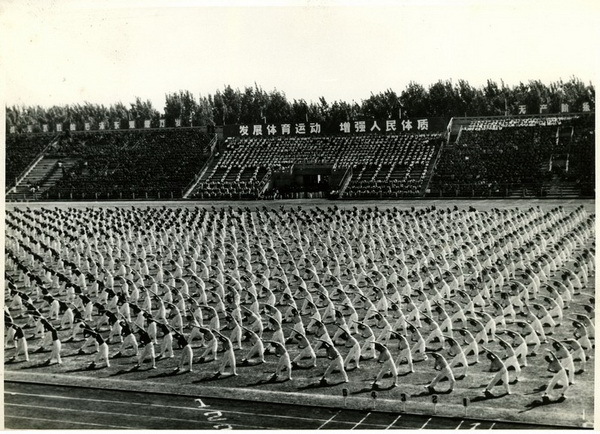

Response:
(6, 158), (78, 201)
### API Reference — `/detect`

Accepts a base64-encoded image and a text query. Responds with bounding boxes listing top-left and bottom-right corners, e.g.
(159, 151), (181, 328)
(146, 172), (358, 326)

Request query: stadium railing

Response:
(182, 134), (219, 199)
(424, 181), (594, 198)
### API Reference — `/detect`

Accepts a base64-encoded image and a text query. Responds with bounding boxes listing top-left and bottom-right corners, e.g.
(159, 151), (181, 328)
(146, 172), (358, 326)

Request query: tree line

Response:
(6, 77), (594, 131)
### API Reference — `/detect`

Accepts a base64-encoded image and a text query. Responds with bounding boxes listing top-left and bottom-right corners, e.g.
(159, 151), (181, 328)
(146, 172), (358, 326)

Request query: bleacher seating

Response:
(344, 135), (440, 198)
(5, 114), (594, 201)
(190, 133), (443, 199)
(565, 116), (595, 194)
(5, 134), (55, 188)
(429, 125), (562, 197)
(428, 114), (595, 198)
(41, 129), (212, 199)
(459, 114), (582, 131)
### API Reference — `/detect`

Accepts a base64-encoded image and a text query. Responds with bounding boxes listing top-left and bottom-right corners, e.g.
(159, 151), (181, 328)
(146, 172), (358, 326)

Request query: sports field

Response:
(4, 198), (595, 429)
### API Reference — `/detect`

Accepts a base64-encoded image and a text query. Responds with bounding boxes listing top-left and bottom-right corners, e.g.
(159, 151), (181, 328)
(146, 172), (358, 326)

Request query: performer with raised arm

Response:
(481, 347), (511, 397)
(372, 342), (399, 388)
(212, 329), (237, 378)
(424, 351), (455, 393)
(240, 326), (265, 365)
(542, 350), (570, 402)
(318, 340), (348, 385)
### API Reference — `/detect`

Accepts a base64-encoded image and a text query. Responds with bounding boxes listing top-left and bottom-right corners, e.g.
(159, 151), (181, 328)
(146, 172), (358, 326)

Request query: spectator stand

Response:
(189, 133), (445, 200)
(6, 113), (593, 202)
(5, 134), (59, 198)
(39, 129), (213, 200)
(429, 113), (594, 199)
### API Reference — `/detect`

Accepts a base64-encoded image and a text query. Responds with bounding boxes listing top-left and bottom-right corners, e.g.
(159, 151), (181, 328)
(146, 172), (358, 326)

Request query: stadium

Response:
(2, 2), (597, 431)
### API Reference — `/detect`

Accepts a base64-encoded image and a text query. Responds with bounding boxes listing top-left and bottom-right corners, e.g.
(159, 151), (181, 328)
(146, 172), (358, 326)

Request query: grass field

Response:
(4, 198), (595, 428)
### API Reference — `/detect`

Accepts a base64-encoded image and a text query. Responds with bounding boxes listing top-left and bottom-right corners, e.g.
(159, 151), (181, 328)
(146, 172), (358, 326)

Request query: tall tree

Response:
(400, 82), (428, 118)
(5, 78), (595, 130)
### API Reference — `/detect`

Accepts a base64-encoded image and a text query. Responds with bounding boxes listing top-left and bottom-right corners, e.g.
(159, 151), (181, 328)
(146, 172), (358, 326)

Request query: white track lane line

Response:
(317, 410), (340, 429)
(6, 391), (200, 413)
(351, 412), (371, 430)
(5, 403), (256, 429)
(5, 390), (389, 428)
(5, 414), (133, 429)
(419, 417), (432, 429)
(489, 422), (496, 429)
(455, 420), (464, 429)
(385, 414), (402, 429)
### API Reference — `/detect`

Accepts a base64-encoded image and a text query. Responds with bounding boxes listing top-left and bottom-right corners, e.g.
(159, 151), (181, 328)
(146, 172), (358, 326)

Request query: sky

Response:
(1, 0), (599, 111)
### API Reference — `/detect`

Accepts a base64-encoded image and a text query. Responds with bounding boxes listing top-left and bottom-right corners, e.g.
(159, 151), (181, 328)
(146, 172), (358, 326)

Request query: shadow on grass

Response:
(194, 357), (217, 365)
(192, 372), (237, 383)
(64, 364), (108, 373)
(519, 395), (567, 413)
(107, 366), (155, 376)
(350, 383), (397, 395)
(411, 387), (453, 397)
(297, 379), (347, 390)
(61, 337), (85, 343)
(19, 361), (54, 369)
(291, 362), (317, 370)
(246, 375), (292, 386)
(4, 358), (27, 365)
(470, 391), (510, 402)
(469, 382), (496, 390)
(147, 369), (190, 378)
(59, 351), (84, 358)
(237, 360), (265, 368)
(523, 385), (546, 395)
(351, 385), (374, 395)
(111, 354), (136, 360)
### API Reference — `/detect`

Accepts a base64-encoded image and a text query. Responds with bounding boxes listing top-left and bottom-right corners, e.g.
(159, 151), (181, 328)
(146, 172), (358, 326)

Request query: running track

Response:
(4, 382), (567, 430)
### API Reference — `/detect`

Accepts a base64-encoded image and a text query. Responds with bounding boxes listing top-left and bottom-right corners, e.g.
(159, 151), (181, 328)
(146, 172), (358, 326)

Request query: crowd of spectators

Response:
(193, 180), (264, 199)
(42, 130), (212, 199)
(191, 166), (269, 199)
(192, 134), (443, 199)
(564, 117), (595, 194)
(344, 137), (440, 198)
(215, 134), (442, 171)
(462, 115), (582, 131)
(6, 115), (593, 201)
(5, 134), (55, 188)
(345, 176), (425, 198)
(429, 126), (559, 197)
